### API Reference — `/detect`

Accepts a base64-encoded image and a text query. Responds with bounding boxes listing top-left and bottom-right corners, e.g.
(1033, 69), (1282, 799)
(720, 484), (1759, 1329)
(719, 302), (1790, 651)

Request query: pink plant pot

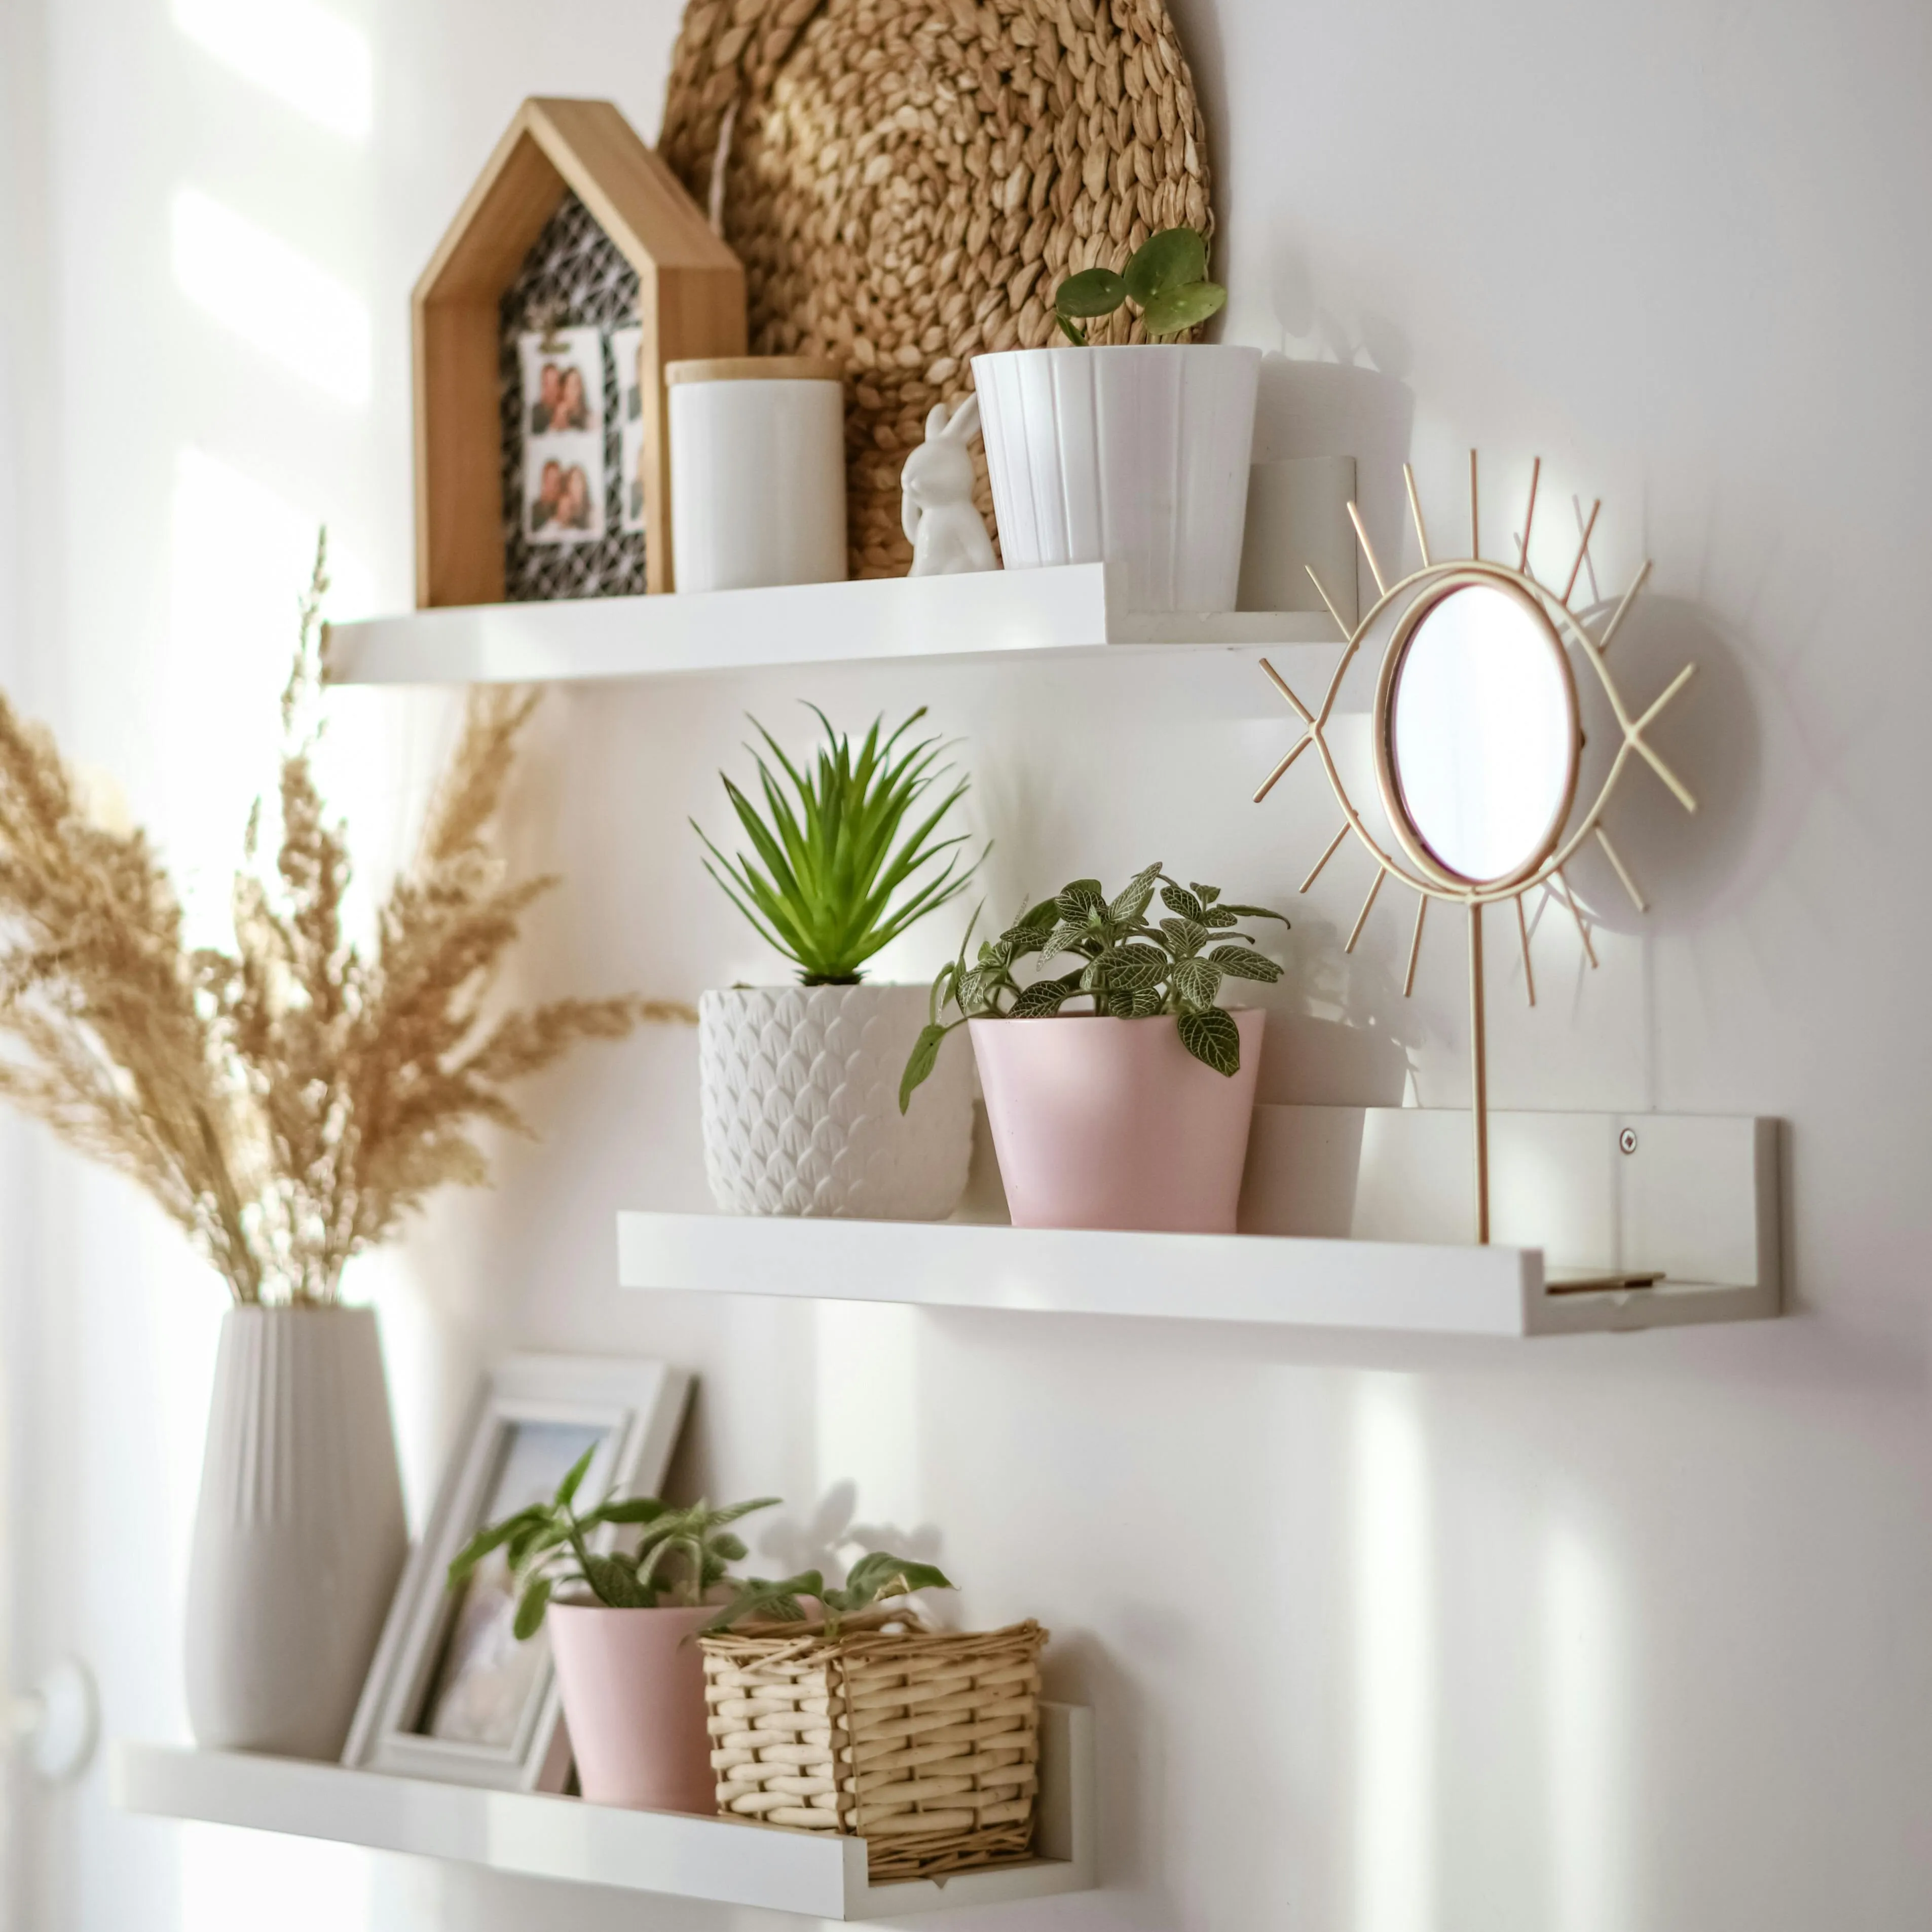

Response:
(969, 1010), (1266, 1232)
(547, 1603), (715, 1812)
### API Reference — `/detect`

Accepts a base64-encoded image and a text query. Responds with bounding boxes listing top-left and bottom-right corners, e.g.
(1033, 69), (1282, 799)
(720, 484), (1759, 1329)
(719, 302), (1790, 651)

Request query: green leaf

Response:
(1012, 975), (1079, 1017)
(1083, 943), (1169, 992)
(582, 1552), (650, 1608)
(592, 1497), (671, 1526)
(554, 1444), (598, 1510)
(1178, 1006), (1242, 1075)
(703, 1571), (823, 1634)
(1096, 985), (1164, 1019)
(900, 1021), (951, 1112)
(1142, 281), (1227, 338)
(1199, 905), (1239, 930)
(1171, 956), (1223, 1009)
(1123, 227), (1209, 305)
(1160, 916), (1208, 957)
(513, 1576), (553, 1641)
(1160, 881), (1205, 922)
(1107, 863), (1165, 924)
(842, 1551), (955, 1608)
(447, 1508), (543, 1587)
(1055, 266), (1127, 319)
(1055, 879), (1105, 919)
(1220, 902), (1292, 928)
(1191, 882), (1221, 906)
(1056, 314), (1088, 345)
(1209, 944), (1281, 983)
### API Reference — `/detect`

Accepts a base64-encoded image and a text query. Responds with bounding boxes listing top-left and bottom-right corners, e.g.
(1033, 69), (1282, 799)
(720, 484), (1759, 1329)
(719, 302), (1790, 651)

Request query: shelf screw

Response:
(1619, 1128), (1639, 1155)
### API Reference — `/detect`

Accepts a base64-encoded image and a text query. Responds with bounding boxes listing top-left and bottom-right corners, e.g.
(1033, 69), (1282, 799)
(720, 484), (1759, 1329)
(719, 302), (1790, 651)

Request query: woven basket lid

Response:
(660, 0), (1217, 579)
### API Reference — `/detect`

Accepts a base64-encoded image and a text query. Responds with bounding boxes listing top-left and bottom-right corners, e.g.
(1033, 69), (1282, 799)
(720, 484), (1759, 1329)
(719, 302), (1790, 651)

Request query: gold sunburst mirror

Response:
(1254, 453), (1696, 1254)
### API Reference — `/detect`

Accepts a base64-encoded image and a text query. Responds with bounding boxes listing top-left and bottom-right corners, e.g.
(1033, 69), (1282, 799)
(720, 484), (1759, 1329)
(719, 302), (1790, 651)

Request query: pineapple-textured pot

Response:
(699, 983), (973, 1218)
(970, 1010), (1266, 1232)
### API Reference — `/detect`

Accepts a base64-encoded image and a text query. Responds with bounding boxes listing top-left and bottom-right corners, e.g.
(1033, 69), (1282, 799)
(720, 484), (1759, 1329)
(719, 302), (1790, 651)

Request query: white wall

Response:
(6, 2), (1931, 1928)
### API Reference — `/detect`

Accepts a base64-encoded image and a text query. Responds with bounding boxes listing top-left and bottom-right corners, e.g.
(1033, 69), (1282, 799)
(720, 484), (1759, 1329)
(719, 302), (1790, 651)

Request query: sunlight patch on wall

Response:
(171, 188), (371, 404)
(1351, 1373), (1436, 1932)
(815, 1300), (923, 1541)
(173, 0), (373, 141)
(181, 1822), (371, 1932)
(1543, 1519), (1630, 1932)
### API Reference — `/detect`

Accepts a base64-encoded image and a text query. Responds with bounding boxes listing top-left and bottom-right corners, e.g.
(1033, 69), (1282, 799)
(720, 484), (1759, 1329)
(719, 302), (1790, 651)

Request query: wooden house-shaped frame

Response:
(413, 97), (745, 605)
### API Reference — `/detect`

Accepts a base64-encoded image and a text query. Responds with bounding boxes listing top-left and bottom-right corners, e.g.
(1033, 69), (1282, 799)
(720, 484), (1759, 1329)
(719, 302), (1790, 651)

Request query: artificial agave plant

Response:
(0, 534), (687, 1305)
(692, 706), (982, 984)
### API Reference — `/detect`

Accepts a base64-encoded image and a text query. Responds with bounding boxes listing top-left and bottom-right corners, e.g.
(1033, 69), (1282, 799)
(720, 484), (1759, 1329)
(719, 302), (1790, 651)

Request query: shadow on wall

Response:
(1252, 353), (1417, 617)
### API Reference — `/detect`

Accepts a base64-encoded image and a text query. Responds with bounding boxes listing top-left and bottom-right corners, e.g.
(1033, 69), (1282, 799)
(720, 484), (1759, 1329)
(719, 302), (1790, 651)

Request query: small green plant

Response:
(1053, 227), (1227, 345)
(900, 862), (1288, 1109)
(445, 1444), (779, 1640)
(693, 706), (983, 985)
(704, 1550), (955, 1640)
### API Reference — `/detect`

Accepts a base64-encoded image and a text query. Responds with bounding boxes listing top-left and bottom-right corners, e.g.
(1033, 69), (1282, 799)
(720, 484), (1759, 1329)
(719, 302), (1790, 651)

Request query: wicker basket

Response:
(660, 0), (1216, 578)
(700, 1618), (1049, 1882)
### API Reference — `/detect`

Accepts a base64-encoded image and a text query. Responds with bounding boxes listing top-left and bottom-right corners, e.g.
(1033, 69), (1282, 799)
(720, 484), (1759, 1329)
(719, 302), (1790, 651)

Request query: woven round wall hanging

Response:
(660, 0), (1216, 578)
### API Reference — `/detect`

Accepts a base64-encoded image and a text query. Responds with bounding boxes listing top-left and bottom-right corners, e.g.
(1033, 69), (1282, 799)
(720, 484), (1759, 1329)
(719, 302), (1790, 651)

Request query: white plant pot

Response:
(184, 1305), (407, 1759)
(698, 983), (973, 1219)
(972, 344), (1262, 612)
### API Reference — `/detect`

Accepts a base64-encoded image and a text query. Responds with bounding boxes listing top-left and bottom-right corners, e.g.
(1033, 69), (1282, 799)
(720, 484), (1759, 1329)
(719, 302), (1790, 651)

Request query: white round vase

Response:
(698, 984), (973, 1219)
(972, 343), (1261, 611)
(184, 1304), (407, 1759)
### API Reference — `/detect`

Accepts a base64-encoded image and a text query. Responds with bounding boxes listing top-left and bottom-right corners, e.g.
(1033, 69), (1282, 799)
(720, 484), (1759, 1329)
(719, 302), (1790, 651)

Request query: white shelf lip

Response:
(616, 1210), (1777, 1339)
(113, 1703), (1095, 1921)
(323, 561), (1341, 686)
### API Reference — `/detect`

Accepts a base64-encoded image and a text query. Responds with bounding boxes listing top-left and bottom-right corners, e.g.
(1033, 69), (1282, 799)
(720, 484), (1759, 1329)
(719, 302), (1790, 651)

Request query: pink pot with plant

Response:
(900, 862), (1288, 1232)
(548, 1602), (715, 1810)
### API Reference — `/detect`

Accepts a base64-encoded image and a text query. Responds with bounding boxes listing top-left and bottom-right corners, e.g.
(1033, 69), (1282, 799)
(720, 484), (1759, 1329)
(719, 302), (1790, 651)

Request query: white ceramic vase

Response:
(698, 983), (973, 1219)
(184, 1305), (407, 1759)
(972, 343), (1262, 611)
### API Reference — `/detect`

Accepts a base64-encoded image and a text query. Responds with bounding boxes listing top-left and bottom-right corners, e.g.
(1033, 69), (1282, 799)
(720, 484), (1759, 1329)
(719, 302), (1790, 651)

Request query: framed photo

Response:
(519, 325), (607, 544)
(343, 1354), (690, 1792)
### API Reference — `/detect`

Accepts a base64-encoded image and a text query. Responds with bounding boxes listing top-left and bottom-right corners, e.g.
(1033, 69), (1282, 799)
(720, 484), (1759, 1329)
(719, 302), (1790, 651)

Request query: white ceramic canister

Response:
(666, 356), (848, 591)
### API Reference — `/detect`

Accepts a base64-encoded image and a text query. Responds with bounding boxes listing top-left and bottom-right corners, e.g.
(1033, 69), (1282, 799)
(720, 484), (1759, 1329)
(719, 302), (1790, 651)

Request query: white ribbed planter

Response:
(183, 1305), (406, 1759)
(698, 984), (973, 1219)
(972, 344), (1261, 612)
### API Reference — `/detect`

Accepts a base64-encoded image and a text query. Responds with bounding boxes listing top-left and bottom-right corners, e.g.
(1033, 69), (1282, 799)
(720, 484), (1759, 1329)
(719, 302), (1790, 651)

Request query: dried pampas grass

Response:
(0, 534), (687, 1305)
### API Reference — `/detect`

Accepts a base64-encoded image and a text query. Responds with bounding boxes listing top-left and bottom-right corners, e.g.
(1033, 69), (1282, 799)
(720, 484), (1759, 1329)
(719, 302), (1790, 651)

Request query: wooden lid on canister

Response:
(664, 356), (843, 385)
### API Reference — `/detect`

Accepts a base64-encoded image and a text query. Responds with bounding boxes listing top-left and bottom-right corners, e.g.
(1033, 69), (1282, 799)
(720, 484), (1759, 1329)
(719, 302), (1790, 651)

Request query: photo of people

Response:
(612, 324), (648, 536)
(519, 326), (608, 543)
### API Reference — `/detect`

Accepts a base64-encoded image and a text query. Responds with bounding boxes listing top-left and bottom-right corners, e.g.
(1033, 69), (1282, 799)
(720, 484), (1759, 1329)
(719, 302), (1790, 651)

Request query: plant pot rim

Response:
(973, 342), (1260, 361)
(549, 1596), (714, 1616)
(968, 1007), (1260, 1025)
(702, 980), (923, 994)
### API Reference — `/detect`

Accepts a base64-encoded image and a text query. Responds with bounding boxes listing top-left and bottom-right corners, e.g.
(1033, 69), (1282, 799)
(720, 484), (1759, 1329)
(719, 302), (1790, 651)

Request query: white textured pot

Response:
(972, 344), (1261, 611)
(699, 983), (973, 1218)
(184, 1305), (406, 1759)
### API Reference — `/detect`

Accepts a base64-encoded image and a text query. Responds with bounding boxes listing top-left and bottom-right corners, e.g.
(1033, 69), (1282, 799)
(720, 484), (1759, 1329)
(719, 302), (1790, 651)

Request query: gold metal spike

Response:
(1403, 893), (1428, 997)
(1301, 822), (1351, 895)
(1345, 866), (1386, 953)
(1347, 501), (1387, 599)
(1515, 893), (1536, 1008)
(1562, 498), (1602, 607)
(1252, 732), (1312, 804)
(1403, 462), (1431, 567)
(1594, 825), (1647, 913)
(1554, 869), (1599, 969)
(1517, 457), (1542, 577)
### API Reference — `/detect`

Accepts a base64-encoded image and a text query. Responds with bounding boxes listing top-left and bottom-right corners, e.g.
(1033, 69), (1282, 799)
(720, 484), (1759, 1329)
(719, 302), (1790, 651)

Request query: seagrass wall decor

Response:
(660, 0), (1216, 578)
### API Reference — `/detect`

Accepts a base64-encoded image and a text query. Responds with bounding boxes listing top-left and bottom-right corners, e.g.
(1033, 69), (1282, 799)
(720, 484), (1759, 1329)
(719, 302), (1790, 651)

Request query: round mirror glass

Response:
(1389, 584), (1577, 884)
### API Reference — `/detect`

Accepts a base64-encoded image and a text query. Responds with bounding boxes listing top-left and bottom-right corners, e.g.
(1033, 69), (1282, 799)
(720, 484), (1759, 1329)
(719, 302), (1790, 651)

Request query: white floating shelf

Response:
(618, 1106), (1780, 1339)
(324, 561), (1339, 686)
(113, 1704), (1095, 1921)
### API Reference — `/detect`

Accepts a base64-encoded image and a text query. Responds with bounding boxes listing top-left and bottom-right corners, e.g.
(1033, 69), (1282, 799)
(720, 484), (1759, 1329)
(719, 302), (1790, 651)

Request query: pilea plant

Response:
(693, 706), (983, 984)
(1053, 227), (1227, 344)
(900, 862), (1289, 1109)
(704, 1551), (955, 1641)
(446, 1444), (779, 1640)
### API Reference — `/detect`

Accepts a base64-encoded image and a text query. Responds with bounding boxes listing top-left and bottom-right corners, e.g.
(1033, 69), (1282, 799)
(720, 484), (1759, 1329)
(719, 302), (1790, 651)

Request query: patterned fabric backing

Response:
(498, 191), (645, 602)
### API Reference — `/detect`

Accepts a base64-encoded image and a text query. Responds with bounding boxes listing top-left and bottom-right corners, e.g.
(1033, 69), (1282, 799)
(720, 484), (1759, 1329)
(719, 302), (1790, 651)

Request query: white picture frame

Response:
(343, 1354), (690, 1792)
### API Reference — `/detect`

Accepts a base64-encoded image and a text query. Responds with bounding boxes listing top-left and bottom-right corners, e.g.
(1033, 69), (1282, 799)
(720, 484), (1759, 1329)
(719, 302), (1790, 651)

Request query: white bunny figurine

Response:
(901, 394), (997, 575)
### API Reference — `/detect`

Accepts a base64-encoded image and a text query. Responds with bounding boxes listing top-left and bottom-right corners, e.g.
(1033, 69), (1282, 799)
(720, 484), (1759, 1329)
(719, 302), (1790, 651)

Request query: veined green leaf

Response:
(1160, 915), (1208, 957)
(1171, 956), (1222, 1010)
(1219, 902), (1293, 927)
(899, 1022), (951, 1111)
(1209, 944), (1281, 982)
(1178, 1007), (1241, 1074)
(554, 1444), (597, 1509)
(1012, 974), (1080, 1017)
(1159, 881), (1205, 921)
